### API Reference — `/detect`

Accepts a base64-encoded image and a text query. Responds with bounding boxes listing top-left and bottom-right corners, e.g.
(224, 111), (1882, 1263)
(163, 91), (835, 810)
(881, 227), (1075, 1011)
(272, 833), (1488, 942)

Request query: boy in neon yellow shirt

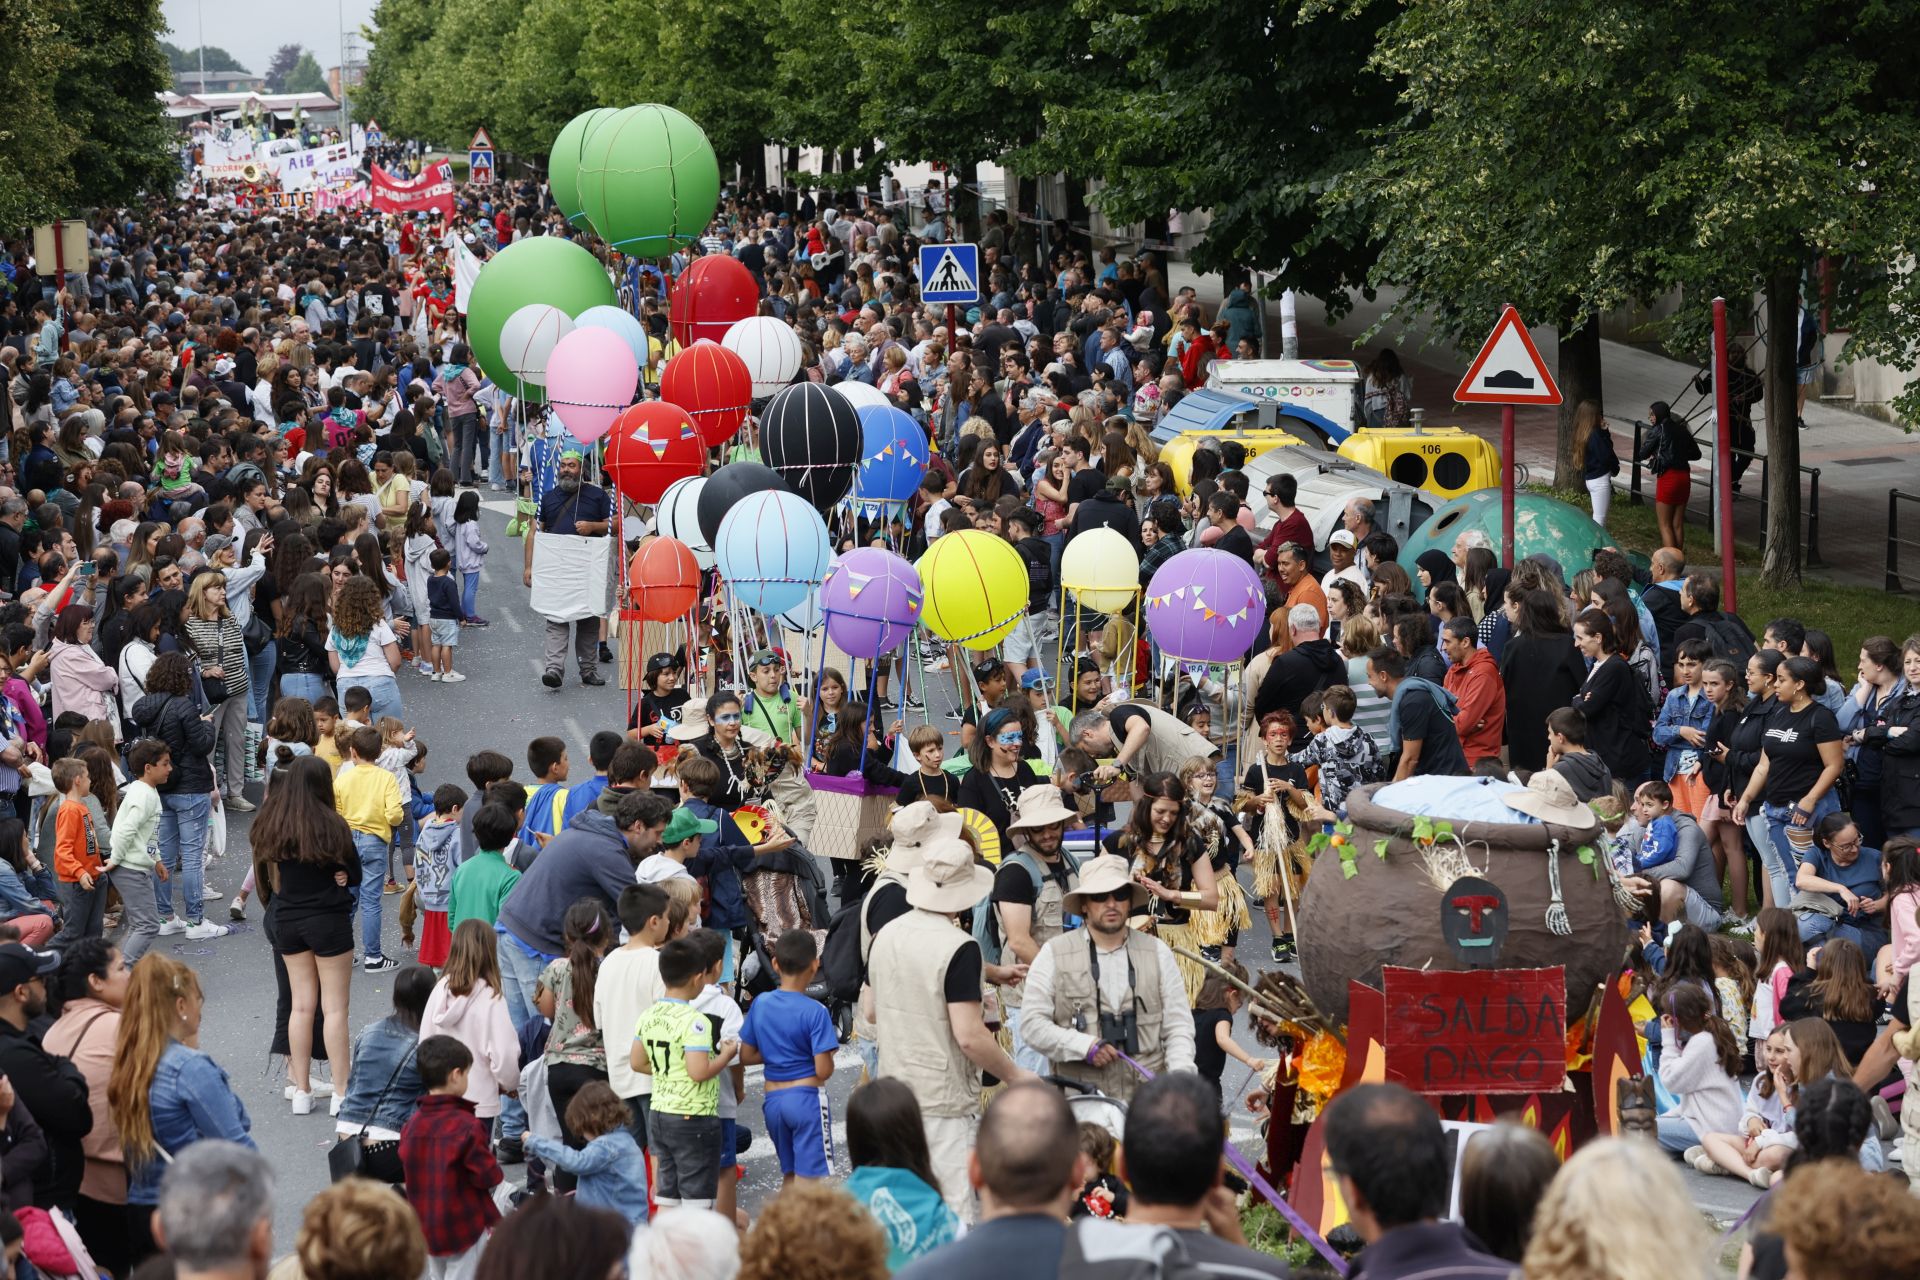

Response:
(632, 931), (737, 1209)
(336, 724), (405, 971)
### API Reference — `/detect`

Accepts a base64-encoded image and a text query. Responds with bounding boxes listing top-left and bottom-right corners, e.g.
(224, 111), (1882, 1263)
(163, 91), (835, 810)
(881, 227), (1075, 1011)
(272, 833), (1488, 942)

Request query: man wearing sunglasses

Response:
(1017, 854), (1194, 1103)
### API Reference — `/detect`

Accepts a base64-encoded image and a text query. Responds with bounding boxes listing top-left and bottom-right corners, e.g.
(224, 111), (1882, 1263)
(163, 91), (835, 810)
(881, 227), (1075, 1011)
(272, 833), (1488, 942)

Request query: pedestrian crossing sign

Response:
(919, 242), (980, 304)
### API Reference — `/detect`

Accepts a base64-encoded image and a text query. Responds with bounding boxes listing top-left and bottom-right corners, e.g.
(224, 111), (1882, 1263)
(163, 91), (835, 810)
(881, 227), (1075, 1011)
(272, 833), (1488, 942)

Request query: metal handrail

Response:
(1630, 420), (1821, 565)
(1890, 491), (1920, 593)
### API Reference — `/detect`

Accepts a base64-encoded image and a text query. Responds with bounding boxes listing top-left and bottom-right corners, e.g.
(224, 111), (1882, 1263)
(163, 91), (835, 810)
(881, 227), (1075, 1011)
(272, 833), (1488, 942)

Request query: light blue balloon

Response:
(715, 489), (831, 616)
(573, 306), (650, 370)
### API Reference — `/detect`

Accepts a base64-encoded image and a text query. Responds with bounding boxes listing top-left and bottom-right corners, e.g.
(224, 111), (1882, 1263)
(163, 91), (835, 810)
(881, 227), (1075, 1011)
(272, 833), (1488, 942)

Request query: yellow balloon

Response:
(917, 530), (1028, 650)
(1060, 527), (1140, 614)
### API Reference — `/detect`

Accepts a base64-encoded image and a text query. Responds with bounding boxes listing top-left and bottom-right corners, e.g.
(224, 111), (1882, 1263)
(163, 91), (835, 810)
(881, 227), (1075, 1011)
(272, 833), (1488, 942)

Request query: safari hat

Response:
(667, 702), (712, 742)
(905, 836), (995, 914)
(1062, 854), (1150, 915)
(886, 801), (964, 874)
(1503, 770), (1596, 828)
(1007, 785), (1076, 833)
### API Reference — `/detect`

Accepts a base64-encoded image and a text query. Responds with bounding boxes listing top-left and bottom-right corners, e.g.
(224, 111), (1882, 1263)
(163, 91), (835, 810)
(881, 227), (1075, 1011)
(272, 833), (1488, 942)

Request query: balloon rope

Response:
(806, 639), (827, 770)
(859, 660), (881, 775)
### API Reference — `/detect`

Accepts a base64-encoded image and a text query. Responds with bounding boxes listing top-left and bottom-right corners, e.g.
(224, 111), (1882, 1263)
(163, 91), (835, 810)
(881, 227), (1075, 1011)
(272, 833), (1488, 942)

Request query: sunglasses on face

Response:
(1081, 887), (1133, 904)
(715, 713), (742, 725)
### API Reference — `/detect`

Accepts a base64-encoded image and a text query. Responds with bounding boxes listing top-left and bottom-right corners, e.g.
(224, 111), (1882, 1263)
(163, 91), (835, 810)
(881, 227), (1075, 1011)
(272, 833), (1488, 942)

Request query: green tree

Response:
(355, 0), (440, 131)
(52, 0), (175, 209)
(159, 40), (248, 74)
(0, 2), (78, 233)
(1026, 0), (1396, 310)
(264, 42), (303, 91)
(282, 50), (328, 95)
(1346, 0), (1920, 586)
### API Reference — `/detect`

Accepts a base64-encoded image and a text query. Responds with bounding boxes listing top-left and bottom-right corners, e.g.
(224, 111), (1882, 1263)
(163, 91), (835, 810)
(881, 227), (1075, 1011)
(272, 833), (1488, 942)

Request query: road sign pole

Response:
(1501, 405), (1516, 567)
(1712, 296), (1737, 614)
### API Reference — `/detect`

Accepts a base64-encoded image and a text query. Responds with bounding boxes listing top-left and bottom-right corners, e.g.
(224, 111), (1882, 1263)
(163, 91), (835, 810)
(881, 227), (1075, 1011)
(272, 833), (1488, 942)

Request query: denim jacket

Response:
(337, 1016), (422, 1136)
(1652, 684), (1717, 782)
(127, 1042), (255, 1204)
(0, 861), (44, 919)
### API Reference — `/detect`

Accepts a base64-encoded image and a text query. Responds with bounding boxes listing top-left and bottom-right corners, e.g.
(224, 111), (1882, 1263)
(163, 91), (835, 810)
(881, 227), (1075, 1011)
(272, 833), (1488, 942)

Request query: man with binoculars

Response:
(1018, 853), (1195, 1101)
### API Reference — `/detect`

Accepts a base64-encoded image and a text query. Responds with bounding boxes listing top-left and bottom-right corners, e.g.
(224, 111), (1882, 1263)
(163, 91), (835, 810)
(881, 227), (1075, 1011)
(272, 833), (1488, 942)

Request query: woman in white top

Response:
(326, 575), (404, 722)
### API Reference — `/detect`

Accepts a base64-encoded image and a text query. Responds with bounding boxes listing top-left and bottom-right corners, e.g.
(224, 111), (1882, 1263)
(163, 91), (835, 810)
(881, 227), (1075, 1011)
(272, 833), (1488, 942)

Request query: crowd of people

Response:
(0, 168), (1914, 1280)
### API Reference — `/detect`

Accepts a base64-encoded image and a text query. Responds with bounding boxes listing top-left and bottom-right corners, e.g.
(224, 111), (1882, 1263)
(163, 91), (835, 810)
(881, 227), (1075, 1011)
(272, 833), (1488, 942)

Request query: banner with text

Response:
(1381, 966), (1567, 1095)
(274, 142), (359, 192)
(371, 162), (456, 219)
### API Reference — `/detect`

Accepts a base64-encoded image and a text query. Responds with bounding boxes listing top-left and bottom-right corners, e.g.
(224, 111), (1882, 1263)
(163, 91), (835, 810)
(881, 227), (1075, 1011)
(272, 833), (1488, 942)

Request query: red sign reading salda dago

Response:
(1381, 966), (1567, 1095)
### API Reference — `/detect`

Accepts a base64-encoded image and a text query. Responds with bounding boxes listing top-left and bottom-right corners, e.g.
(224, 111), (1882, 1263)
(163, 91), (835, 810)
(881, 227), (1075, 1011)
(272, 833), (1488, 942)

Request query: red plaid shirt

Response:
(400, 1093), (502, 1255)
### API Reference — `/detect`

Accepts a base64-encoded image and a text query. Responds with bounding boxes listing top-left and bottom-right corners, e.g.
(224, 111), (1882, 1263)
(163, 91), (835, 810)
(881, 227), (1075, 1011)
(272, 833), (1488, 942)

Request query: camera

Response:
(1061, 771), (1097, 796)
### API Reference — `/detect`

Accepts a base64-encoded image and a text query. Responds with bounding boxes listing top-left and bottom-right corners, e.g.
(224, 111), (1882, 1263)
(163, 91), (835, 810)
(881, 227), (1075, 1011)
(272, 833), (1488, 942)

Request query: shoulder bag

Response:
(328, 1046), (417, 1183)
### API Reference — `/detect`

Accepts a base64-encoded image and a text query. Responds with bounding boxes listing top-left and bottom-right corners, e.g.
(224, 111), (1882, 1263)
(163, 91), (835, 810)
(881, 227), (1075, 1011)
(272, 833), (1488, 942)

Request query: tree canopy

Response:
(160, 39), (249, 74)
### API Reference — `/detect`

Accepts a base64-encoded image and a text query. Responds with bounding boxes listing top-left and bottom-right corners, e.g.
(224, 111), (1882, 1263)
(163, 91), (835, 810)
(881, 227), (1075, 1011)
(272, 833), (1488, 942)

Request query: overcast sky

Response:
(159, 0), (379, 78)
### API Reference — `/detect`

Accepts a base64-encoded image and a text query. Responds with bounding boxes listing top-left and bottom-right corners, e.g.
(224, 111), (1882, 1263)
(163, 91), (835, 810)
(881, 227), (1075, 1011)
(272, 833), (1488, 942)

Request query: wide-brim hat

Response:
(1007, 784), (1076, 833)
(1503, 770), (1596, 828)
(886, 801), (965, 874)
(905, 835), (996, 914)
(1062, 853), (1150, 915)
(667, 703), (711, 742)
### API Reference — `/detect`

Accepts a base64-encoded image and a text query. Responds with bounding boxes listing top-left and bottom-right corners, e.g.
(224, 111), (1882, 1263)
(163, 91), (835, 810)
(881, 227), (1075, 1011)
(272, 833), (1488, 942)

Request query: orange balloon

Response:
(628, 536), (700, 621)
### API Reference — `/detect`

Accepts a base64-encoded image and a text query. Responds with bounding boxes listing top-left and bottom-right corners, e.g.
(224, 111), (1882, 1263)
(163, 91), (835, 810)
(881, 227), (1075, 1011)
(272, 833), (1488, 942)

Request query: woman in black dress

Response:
(1499, 586), (1585, 771)
(1102, 771), (1220, 998)
(955, 706), (1040, 843)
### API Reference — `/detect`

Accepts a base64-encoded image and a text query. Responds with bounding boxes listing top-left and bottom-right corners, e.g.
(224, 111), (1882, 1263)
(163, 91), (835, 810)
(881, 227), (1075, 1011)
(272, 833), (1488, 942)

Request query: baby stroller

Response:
(1046, 1075), (1129, 1145)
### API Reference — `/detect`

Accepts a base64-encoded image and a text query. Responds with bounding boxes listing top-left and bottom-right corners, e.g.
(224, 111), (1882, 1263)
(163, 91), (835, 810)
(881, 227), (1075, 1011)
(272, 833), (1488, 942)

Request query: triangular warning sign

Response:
(925, 248), (974, 296)
(470, 126), (494, 152)
(1454, 306), (1563, 405)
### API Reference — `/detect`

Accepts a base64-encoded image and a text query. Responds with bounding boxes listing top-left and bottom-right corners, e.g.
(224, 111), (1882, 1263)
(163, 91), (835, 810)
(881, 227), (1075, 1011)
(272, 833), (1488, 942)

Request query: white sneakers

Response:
(158, 917), (188, 936)
(283, 1081), (333, 1101)
(440, 671), (467, 683)
(289, 1085), (343, 1117)
(290, 1090), (314, 1116)
(184, 921), (230, 941)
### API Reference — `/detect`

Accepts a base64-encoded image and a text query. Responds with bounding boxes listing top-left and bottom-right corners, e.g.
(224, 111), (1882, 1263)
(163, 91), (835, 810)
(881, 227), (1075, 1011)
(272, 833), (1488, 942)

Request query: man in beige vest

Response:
(991, 786), (1084, 1076)
(1019, 854), (1195, 1102)
(871, 835), (1040, 1221)
(1068, 702), (1218, 794)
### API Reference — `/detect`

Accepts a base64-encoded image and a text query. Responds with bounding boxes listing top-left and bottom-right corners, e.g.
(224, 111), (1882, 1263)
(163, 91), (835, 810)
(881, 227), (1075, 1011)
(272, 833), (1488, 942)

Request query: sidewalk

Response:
(1167, 265), (1920, 590)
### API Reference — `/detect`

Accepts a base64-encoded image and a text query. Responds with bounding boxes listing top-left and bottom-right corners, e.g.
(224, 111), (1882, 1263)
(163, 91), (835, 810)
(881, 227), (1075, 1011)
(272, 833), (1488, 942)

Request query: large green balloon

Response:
(549, 107), (618, 229)
(466, 237), (617, 395)
(576, 104), (720, 258)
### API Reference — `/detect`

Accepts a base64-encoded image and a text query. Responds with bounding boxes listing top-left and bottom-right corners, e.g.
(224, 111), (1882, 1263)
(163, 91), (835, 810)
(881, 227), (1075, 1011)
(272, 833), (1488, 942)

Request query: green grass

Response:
(1240, 1201), (1346, 1274)
(1532, 485), (1916, 683)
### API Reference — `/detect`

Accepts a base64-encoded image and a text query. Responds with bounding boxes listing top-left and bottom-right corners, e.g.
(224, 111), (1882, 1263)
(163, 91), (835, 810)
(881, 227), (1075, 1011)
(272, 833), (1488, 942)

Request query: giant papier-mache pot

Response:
(1297, 783), (1630, 1025)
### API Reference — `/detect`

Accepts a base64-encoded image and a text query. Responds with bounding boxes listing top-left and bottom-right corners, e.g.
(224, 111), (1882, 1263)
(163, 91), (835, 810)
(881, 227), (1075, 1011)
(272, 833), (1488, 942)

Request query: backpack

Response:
(1675, 425), (1702, 463)
(970, 849), (1083, 967)
(818, 894), (871, 1004)
(1694, 614), (1757, 668)
(1058, 1218), (1223, 1280)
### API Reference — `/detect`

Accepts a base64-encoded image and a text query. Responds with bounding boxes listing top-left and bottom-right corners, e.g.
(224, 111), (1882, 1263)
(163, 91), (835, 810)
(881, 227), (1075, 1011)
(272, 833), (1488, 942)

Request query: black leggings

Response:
(75, 1194), (131, 1278)
(546, 1061), (610, 1192)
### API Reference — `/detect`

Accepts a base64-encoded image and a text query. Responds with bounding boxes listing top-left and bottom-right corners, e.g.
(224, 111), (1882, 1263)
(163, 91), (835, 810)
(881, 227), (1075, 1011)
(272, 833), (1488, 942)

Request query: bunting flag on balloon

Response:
(1143, 548), (1265, 662)
(661, 340), (753, 447)
(851, 405), (928, 511)
(821, 547), (923, 658)
(604, 401), (703, 504)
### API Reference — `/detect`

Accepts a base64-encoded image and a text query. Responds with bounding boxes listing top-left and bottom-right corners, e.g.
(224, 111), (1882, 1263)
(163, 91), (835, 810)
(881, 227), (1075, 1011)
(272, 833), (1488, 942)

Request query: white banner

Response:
(444, 232), (484, 313)
(198, 130), (260, 180)
(275, 142), (358, 192)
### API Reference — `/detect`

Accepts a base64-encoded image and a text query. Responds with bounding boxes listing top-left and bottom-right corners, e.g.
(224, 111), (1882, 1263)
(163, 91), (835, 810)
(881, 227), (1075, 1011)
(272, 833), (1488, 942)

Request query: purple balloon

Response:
(1144, 548), (1266, 662)
(822, 548), (924, 659)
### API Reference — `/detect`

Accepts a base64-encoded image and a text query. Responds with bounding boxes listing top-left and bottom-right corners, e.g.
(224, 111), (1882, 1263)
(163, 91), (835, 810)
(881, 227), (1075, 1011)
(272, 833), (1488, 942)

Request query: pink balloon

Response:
(545, 326), (638, 445)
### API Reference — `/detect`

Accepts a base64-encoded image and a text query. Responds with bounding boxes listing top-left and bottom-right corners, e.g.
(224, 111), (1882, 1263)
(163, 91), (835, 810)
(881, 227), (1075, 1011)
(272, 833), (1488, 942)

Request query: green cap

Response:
(662, 806), (719, 845)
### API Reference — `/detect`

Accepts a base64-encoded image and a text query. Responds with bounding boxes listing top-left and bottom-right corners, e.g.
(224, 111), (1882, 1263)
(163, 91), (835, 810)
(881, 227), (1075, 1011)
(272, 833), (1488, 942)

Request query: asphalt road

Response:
(179, 497), (1766, 1251)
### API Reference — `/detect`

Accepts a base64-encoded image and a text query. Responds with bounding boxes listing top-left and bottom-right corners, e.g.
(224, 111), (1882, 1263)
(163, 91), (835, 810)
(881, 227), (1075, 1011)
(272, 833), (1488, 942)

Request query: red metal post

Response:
(1712, 297), (1736, 613)
(1501, 405), (1516, 567)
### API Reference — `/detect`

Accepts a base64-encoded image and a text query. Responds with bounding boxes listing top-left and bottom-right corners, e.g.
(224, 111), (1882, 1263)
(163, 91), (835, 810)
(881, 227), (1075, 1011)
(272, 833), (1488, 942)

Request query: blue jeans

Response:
(497, 932), (549, 1142)
(352, 831), (390, 960)
(1797, 912), (1891, 954)
(337, 674), (403, 722)
(247, 639), (277, 721)
(1763, 792), (1840, 908)
(280, 672), (331, 705)
(1655, 1114), (1699, 1153)
(156, 791), (212, 925)
(462, 571), (481, 619)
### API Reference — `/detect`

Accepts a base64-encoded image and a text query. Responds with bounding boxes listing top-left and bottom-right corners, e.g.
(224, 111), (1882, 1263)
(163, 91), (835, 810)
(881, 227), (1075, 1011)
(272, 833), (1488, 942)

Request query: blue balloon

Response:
(714, 489), (831, 616)
(852, 405), (929, 510)
(573, 305), (650, 370)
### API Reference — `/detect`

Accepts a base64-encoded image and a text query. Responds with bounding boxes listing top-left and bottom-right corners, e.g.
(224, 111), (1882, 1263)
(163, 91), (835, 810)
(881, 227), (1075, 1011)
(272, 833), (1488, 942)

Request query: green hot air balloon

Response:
(466, 236), (617, 397)
(549, 107), (618, 229)
(576, 104), (721, 258)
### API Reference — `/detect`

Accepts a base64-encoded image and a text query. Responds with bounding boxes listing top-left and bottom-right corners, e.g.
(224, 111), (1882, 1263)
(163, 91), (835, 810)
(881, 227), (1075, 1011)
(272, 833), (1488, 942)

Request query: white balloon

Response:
(828, 381), (889, 412)
(655, 475), (715, 570)
(574, 305), (650, 370)
(722, 316), (804, 399)
(499, 304), (574, 387)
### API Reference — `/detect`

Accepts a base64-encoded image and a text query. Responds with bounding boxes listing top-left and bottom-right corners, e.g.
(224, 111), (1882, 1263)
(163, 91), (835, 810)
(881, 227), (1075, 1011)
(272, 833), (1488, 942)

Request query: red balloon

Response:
(604, 401), (703, 505)
(628, 536), (700, 621)
(661, 340), (753, 447)
(669, 255), (758, 348)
